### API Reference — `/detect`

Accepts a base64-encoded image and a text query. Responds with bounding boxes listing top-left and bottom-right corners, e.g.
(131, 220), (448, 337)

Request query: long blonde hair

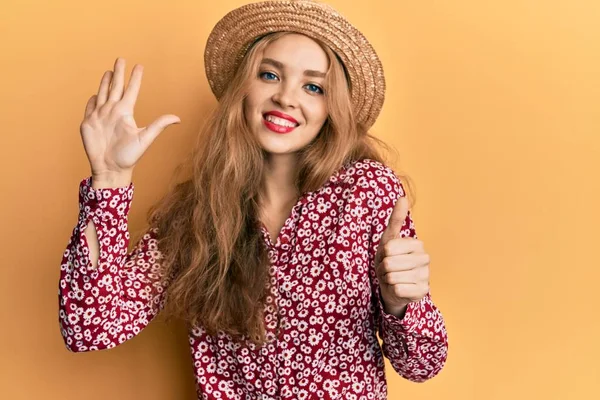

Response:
(140, 32), (413, 347)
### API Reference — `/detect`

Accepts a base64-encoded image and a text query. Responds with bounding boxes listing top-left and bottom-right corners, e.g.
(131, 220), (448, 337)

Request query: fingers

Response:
(379, 268), (429, 287)
(95, 57), (136, 109)
(383, 236), (424, 256)
(378, 252), (429, 275)
(389, 195), (410, 233)
(382, 282), (425, 300)
(381, 195), (409, 244)
(121, 64), (144, 108)
(376, 225), (420, 267)
(139, 114), (181, 148)
(96, 70), (113, 107)
(84, 95), (97, 119)
(108, 58), (126, 102)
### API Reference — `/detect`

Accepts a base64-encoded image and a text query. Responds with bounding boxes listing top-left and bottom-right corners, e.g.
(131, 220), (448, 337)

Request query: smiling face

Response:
(243, 33), (330, 155)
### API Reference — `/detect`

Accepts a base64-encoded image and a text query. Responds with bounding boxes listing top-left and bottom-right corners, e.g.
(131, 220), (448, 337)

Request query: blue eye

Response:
(306, 84), (324, 94)
(260, 71), (278, 80)
(259, 71), (324, 95)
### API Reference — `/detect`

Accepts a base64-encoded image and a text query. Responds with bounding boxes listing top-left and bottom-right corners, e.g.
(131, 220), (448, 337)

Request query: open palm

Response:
(80, 57), (180, 178)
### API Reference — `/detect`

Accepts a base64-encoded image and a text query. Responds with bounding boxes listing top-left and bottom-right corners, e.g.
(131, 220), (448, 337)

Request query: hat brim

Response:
(204, 0), (385, 129)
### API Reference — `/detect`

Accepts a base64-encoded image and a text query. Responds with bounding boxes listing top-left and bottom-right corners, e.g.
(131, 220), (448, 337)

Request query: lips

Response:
(263, 110), (299, 126)
(262, 117), (297, 134)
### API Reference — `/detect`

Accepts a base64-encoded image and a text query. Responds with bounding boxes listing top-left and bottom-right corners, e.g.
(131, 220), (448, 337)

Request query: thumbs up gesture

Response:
(375, 195), (430, 317)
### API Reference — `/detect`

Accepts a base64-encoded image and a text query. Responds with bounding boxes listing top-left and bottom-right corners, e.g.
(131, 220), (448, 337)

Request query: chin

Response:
(257, 139), (300, 154)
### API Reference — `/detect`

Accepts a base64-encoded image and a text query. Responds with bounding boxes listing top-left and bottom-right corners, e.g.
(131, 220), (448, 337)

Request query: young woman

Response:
(58, 1), (448, 399)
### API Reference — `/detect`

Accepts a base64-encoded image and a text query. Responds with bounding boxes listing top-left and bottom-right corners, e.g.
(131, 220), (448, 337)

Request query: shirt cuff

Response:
(77, 177), (135, 274)
(78, 176), (134, 221)
(377, 291), (420, 335)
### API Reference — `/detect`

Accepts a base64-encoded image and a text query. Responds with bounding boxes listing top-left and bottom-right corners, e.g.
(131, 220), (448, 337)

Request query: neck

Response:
(259, 153), (300, 210)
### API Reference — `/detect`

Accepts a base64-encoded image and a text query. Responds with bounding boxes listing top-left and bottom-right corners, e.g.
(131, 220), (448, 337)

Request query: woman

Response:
(58, 1), (448, 399)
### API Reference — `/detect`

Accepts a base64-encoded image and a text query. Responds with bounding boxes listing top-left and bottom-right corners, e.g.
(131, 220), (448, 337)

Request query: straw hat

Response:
(204, 0), (386, 129)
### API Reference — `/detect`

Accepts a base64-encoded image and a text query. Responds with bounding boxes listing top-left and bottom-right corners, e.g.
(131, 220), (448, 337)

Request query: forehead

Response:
(262, 33), (329, 71)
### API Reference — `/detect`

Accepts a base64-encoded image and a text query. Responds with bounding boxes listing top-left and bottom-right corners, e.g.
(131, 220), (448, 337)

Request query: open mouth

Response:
(262, 114), (299, 134)
(262, 113), (300, 128)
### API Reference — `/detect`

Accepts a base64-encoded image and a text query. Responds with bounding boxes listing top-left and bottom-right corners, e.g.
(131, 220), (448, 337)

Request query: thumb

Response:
(140, 115), (181, 146)
(381, 195), (410, 244)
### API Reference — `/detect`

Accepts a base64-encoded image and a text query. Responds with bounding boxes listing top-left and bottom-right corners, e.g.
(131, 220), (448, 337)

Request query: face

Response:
(243, 33), (329, 156)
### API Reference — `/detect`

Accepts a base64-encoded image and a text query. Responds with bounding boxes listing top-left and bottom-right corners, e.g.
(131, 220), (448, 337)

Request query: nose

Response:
(272, 83), (298, 109)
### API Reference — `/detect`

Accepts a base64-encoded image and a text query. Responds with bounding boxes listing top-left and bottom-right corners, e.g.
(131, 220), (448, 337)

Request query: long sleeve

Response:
(368, 165), (449, 382)
(58, 177), (170, 352)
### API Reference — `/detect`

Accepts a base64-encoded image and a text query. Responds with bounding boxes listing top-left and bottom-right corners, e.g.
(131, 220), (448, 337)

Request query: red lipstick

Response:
(262, 111), (300, 134)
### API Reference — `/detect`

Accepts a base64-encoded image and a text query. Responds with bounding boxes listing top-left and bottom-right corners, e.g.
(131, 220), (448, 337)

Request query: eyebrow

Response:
(260, 58), (326, 78)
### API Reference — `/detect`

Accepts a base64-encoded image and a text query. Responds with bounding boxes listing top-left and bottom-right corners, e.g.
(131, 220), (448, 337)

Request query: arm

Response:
(368, 164), (449, 382)
(58, 177), (170, 352)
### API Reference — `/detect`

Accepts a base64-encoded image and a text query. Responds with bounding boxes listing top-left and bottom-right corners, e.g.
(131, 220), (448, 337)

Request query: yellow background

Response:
(1, 0), (598, 398)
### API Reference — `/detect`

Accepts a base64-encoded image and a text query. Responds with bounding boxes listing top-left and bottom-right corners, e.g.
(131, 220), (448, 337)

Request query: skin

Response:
(375, 196), (431, 318)
(243, 33), (329, 224)
(243, 35), (431, 318)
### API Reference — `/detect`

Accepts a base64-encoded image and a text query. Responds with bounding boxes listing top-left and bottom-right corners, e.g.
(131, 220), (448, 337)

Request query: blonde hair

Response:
(139, 32), (413, 347)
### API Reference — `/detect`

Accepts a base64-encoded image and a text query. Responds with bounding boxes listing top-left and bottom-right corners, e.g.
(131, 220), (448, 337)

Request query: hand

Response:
(80, 57), (181, 180)
(374, 194), (430, 317)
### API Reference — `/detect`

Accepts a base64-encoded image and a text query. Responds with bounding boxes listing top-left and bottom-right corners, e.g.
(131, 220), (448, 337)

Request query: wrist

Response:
(91, 171), (133, 189)
(384, 303), (408, 319)
(380, 294), (409, 319)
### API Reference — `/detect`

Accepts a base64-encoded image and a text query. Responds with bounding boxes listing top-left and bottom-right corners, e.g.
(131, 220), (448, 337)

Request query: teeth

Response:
(265, 115), (297, 127)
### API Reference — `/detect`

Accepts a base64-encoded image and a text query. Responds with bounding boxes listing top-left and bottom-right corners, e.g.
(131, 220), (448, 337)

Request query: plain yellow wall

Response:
(1, 0), (598, 399)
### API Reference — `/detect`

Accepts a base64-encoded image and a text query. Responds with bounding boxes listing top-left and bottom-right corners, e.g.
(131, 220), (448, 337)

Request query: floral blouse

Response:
(58, 158), (448, 400)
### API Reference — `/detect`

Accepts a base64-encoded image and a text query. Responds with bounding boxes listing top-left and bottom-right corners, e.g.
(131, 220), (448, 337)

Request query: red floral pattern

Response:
(58, 158), (448, 399)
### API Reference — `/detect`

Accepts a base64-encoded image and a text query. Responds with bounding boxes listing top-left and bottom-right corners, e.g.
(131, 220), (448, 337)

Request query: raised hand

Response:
(374, 195), (430, 317)
(80, 57), (181, 183)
